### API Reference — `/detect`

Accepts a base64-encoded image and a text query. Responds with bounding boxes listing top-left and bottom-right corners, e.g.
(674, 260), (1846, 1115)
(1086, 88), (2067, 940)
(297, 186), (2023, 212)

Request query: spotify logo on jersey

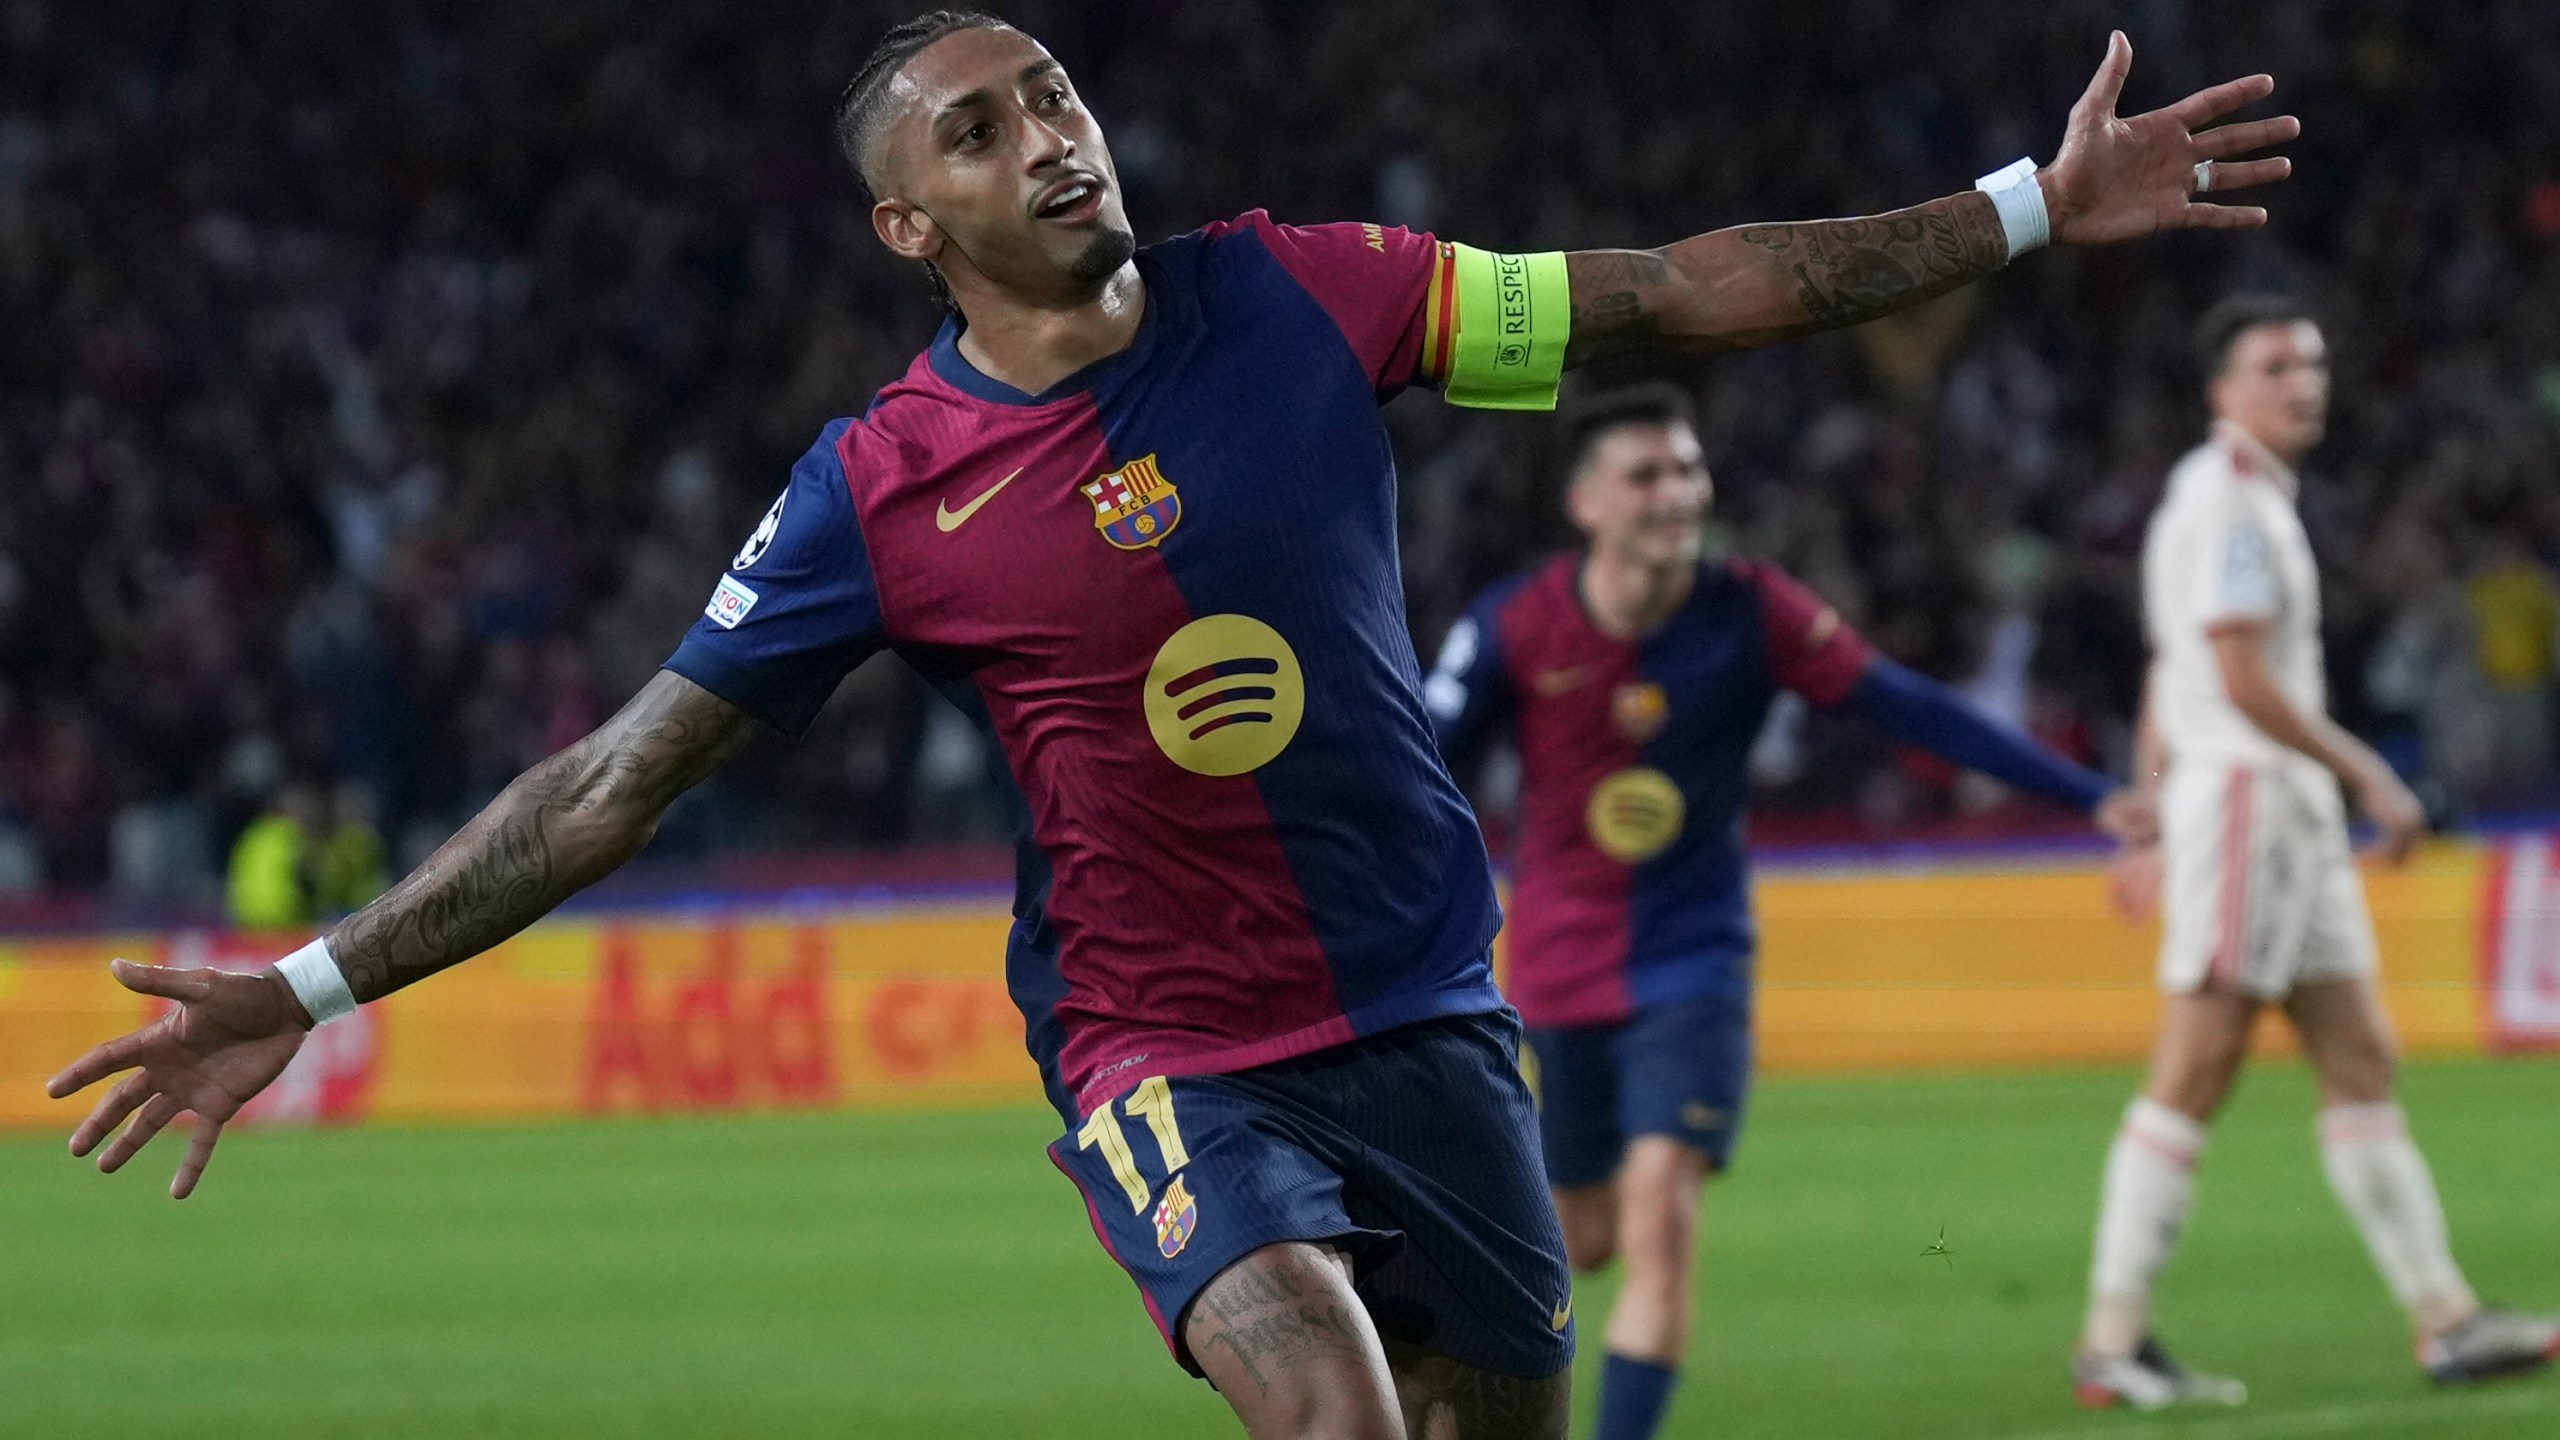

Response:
(1145, 615), (1306, 776)
(1586, 766), (1686, 863)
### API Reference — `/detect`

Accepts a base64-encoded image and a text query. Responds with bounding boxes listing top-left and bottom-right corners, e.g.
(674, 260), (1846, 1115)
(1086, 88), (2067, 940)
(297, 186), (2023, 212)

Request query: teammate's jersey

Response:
(2141, 421), (2330, 792)
(666, 213), (1503, 1121)
(1427, 554), (1873, 1027)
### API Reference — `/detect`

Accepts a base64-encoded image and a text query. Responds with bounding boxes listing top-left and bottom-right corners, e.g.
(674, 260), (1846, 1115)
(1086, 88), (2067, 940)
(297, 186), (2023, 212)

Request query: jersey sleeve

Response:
(1745, 561), (1876, 708)
(1232, 210), (1453, 398)
(2198, 492), (2280, 634)
(662, 420), (887, 736)
(1423, 582), (1522, 773)
(1848, 659), (2113, 814)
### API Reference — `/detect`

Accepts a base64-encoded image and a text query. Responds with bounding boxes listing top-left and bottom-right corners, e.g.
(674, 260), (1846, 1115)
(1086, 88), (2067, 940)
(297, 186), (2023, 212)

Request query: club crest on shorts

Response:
(1082, 454), (1182, 550)
(1680, 1101), (1727, 1133)
(1153, 1174), (1199, 1258)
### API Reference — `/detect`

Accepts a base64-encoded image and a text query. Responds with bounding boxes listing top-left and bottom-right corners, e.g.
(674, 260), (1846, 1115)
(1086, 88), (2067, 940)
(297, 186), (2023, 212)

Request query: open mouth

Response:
(1033, 176), (1105, 223)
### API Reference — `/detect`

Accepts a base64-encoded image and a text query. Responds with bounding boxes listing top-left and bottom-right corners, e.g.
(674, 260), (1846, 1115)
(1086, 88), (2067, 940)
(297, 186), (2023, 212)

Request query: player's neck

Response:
(952, 264), (1147, 395)
(1578, 551), (1696, 639)
(2214, 416), (2306, 477)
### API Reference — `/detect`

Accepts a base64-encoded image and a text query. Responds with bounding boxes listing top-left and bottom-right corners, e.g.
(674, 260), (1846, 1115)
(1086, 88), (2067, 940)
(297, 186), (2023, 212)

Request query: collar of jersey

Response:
(1566, 552), (1714, 645)
(2211, 418), (2299, 497)
(928, 256), (1165, 407)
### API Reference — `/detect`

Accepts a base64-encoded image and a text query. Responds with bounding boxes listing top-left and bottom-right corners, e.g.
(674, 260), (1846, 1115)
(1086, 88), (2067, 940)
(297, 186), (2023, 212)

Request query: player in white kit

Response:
(2072, 296), (2560, 1408)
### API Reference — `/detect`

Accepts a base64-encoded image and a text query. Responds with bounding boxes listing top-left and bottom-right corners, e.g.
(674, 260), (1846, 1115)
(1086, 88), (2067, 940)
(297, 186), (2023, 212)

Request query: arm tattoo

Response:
(1735, 195), (2008, 326)
(1565, 191), (2009, 367)
(1564, 249), (1672, 367)
(325, 672), (761, 1003)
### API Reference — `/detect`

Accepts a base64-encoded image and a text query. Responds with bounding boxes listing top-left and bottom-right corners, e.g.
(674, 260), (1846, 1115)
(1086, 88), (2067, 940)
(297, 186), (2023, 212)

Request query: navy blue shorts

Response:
(1523, 991), (1753, 1189)
(1048, 1010), (1575, 1381)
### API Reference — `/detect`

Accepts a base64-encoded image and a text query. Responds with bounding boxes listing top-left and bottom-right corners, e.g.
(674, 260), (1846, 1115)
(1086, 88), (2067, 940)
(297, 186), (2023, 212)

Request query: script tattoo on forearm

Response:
(327, 673), (759, 1003)
(1565, 191), (2010, 366)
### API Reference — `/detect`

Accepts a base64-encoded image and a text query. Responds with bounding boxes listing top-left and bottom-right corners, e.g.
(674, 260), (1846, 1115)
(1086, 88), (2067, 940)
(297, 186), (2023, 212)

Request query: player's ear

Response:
(874, 197), (943, 265)
(2204, 369), (2234, 420)
(1563, 468), (1602, 534)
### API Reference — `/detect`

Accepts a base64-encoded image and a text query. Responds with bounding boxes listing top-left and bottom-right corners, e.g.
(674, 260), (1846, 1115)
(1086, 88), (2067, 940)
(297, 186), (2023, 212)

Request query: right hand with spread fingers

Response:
(45, 958), (311, 1199)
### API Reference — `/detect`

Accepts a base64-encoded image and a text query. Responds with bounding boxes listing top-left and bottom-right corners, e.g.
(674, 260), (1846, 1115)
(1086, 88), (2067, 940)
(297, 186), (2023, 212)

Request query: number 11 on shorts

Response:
(1077, 1075), (1190, 1212)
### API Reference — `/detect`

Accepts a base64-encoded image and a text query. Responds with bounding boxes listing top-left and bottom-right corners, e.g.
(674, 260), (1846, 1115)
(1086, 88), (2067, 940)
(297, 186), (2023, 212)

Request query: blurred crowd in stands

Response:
(3, 0), (2558, 916)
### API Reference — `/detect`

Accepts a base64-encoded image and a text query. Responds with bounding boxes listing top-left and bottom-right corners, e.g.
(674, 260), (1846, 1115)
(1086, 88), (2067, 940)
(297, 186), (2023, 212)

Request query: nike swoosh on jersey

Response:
(1550, 1297), (1573, 1331)
(935, 468), (1024, 532)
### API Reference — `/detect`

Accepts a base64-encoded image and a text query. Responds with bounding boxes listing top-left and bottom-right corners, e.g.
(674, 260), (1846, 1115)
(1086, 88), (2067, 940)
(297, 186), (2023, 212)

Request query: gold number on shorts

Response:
(1124, 1075), (1192, 1173)
(1076, 1077), (1191, 1214)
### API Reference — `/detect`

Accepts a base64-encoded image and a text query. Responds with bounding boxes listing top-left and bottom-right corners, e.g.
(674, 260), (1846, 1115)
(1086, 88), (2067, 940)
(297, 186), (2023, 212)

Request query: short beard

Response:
(1068, 224), (1138, 288)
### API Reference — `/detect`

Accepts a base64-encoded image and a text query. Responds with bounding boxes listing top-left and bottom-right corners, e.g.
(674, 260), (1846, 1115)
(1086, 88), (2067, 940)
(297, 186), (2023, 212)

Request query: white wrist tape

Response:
(274, 937), (358, 1026)
(1974, 157), (2050, 262)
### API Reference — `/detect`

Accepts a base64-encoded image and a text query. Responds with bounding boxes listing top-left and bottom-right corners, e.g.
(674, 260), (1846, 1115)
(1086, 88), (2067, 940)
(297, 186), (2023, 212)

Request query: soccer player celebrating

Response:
(1426, 383), (2154, 1440)
(48, 13), (2295, 1436)
(2071, 297), (2560, 1408)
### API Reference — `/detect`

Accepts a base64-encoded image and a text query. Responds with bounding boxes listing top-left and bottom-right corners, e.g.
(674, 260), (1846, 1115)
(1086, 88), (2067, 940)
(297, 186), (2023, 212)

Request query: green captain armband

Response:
(1436, 243), (1570, 411)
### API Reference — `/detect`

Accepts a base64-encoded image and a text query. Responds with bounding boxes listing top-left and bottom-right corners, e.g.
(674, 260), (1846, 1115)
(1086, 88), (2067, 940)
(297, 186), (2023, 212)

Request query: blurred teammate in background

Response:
(2075, 296), (2560, 1409)
(1429, 383), (2154, 1440)
(47, 11), (2298, 1437)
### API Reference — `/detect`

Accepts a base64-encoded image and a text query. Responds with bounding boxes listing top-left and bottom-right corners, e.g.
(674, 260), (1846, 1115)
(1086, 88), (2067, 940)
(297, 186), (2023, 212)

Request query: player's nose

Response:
(1021, 113), (1075, 170)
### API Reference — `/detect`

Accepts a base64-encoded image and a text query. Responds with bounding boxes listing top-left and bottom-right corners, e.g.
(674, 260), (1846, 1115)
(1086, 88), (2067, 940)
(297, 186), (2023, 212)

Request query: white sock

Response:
(2319, 1103), (2478, 1334)
(2084, 1097), (2207, 1356)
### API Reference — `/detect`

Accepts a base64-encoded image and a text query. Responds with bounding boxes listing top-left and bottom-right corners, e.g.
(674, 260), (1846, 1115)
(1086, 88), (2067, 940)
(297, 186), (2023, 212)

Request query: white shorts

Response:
(2159, 762), (2378, 999)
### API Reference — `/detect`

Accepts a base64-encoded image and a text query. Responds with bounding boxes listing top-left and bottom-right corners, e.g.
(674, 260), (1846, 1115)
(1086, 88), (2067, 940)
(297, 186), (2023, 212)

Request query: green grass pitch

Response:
(5, 1056), (2556, 1438)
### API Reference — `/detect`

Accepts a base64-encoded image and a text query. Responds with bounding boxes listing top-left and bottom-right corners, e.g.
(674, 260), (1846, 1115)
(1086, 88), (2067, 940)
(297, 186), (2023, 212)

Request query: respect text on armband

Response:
(1495, 252), (1533, 369)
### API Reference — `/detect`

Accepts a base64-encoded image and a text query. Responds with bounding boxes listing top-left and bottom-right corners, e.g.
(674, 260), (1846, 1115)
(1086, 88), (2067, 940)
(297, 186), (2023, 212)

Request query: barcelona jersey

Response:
(1428, 554), (1874, 1027)
(666, 213), (1502, 1121)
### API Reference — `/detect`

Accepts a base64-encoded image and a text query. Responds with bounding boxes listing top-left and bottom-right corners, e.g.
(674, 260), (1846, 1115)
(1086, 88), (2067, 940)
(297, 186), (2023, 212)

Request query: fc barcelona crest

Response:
(1612, 682), (1669, 743)
(1153, 1174), (1199, 1258)
(1082, 454), (1183, 550)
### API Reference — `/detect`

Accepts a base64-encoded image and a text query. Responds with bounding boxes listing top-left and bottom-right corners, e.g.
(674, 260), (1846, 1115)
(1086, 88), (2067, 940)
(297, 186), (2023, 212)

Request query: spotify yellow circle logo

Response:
(1586, 767), (1686, 863)
(1145, 615), (1306, 776)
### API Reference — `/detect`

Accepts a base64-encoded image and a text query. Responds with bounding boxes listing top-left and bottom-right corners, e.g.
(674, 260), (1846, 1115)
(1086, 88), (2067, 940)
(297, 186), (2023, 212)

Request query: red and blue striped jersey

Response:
(1427, 554), (1874, 1027)
(666, 213), (1500, 1120)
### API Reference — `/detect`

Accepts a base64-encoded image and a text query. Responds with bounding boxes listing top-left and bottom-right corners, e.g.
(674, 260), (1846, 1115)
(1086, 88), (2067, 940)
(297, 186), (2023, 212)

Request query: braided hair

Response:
(835, 10), (1013, 310)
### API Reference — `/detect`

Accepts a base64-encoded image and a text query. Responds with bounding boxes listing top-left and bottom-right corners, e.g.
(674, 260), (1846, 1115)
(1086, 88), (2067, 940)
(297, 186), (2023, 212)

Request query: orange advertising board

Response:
(0, 907), (1037, 1132)
(0, 842), (2506, 1132)
(1749, 842), (2484, 1070)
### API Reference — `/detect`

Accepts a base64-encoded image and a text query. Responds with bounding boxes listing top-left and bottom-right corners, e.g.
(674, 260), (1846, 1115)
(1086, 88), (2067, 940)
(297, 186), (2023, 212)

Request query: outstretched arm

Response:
(44, 671), (762, 1196)
(1563, 198), (2007, 365)
(1565, 32), (2298, 367)
(1850, 658), (2152, 843)
(328, 671), (759, 1001)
